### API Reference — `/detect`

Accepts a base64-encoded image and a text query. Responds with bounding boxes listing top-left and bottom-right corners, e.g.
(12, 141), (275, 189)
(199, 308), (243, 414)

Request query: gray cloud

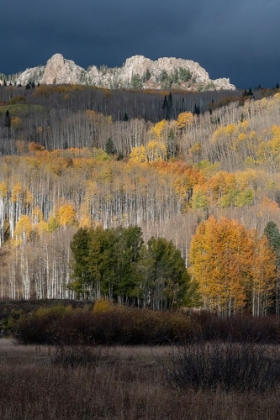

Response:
(1, 0), (279, 88)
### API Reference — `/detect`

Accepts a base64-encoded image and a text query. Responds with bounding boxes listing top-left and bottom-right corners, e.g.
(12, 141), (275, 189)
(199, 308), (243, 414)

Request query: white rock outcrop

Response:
(40, 54), (85, 85)
(11, 53), (236, 91)
(16, 65), (45, 86)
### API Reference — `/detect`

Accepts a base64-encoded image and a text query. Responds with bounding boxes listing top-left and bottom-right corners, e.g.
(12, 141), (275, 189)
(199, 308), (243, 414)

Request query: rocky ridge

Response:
(1, 53), (236, 91)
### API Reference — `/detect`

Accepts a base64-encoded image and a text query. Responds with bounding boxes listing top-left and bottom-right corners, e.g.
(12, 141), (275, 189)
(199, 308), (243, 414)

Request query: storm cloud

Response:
(1, 0), (279, 88)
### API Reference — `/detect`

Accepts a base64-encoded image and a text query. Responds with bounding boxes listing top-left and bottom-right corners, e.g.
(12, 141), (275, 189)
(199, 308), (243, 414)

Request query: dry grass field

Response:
(1, 339), (280, 420)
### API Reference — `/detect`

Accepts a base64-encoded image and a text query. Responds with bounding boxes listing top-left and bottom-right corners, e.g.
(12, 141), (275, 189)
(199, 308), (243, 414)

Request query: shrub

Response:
(51, 345), (103, 369)
(13, 305), (280, 346)
(93, 299), (115, 313)
(14, 306), (192, 345)
(189, 312), (280, 343)
(168, 341), (280, 393)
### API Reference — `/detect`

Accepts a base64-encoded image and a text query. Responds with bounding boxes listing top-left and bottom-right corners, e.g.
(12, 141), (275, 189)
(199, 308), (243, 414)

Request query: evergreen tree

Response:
(105, 137), (115, 155)
(264, 221), (280, 315)
(145, 236), (191, 309)
(163, 92), (173, 120)
(162, 95), (167, 119)
(113, 225), (144, 302)
(142, 68), (151, 82)
(69, 226), (191, 307)
(167, 92), (173, 120)
(193, 103), (200, 116)
(69, 228), (92, 298)
(264, 221), (280, 254)
(117, 151), (124, 161)
(89, 227), (118, 300)
(4, 110), (11, 128)
(131, 73), (143, 89)
(167, 129), (176, 159)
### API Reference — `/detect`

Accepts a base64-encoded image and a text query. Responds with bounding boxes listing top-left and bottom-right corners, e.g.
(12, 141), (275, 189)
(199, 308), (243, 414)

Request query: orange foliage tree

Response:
(189, 216), (276, 316)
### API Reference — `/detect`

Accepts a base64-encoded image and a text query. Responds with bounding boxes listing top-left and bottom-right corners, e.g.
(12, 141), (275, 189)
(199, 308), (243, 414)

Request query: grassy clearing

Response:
(1, 339), (280, 419)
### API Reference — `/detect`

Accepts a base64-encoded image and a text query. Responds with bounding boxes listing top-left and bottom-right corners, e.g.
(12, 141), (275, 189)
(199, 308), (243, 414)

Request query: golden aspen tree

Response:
(14, 215), (33, 244)
(57, 203), (76, 227)
(0, 182), (8, 246)
(129, 145), (147, 162)
(0, 182), (7, 198)
(78, 215), (91, 228)
(150, 120), (167, 140)
(31, 208), (48, 235)
(146, 141), (167, 162)
(176, 112), (194, 129)
(248, 232), (276, 316)
(189, 216), (252, 315)
(11, 183), (22, 203)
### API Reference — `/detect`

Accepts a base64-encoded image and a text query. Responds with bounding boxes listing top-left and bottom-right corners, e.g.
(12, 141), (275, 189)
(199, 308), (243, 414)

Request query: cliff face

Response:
(6, 53), (236, 91)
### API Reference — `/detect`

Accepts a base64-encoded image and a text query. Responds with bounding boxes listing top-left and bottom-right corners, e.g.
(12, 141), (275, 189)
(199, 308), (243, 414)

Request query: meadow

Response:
(1, 303), (280, 419)
(1, 339), (280, 419)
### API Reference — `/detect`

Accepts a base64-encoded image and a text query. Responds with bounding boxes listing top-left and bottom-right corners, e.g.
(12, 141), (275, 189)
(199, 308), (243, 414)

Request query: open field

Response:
(1, 339), (280, 419)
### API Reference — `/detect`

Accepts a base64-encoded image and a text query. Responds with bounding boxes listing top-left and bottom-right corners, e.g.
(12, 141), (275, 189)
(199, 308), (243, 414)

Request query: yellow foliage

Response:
(237, 133), (247, 142)
(146, 141), (167, 162)
(150, 120), (167, 140)
(189, 142), (201, 156)
(240, 120), (249, 131)
(31, 207), (44, 224)
(176, 112), (194, 129)
(129, 145), (147, 163)
(189, 216), (253, 314)
(257, 125), (280, 162)
(93, 299), (115, 313)
(211, 124), (238, 143)
(25, 189), (33, 205)
(92, 147), (110, 161)
(85, 110), (96, 119)
(78, 214), (92, 228)
(224, 124), (237, 135)
(35, 220), (49, 235)
(0, 182), (7, 198)
(249, 231), (276, 315)
(57, 203), (76, 227)
(257, 197), (280, 217)
(29, 142), (45, 152)
(11, 117), (22, 128)
(11, 183), (22, 202)
(14, 215), (33, 242)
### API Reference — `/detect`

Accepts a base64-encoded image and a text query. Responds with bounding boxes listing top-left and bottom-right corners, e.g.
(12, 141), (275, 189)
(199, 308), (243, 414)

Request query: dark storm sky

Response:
(1, 0), (279, 88)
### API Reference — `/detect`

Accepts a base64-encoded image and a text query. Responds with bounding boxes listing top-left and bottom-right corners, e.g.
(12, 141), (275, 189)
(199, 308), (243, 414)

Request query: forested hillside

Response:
(1, 83), (280, 315)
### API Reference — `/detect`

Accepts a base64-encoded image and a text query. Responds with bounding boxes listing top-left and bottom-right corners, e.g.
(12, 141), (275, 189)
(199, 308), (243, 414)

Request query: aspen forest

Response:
(1, 83), (280, 316)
